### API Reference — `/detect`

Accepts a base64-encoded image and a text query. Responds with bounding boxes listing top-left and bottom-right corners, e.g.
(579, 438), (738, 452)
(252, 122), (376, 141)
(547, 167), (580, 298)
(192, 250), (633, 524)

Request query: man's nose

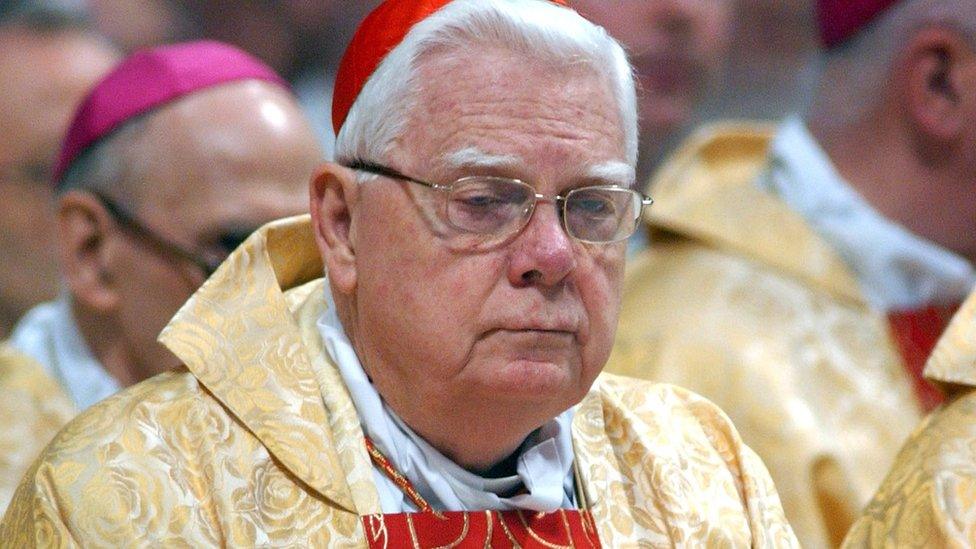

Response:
(507, 202), (576, 288)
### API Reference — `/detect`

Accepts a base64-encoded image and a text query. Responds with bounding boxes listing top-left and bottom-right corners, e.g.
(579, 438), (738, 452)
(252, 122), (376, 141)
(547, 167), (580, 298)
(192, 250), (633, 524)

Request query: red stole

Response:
(888, 303), (961, 411)
(360, 436), (601, 547)
(361, 509), (601, 548)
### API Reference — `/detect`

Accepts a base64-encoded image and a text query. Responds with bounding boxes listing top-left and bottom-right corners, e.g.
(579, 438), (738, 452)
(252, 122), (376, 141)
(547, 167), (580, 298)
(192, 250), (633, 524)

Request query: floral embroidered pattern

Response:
(0, 216), (797, 547)
(608, 125), (923, 548)
(844, 290), (976, 547)
(0, 344), (76, 513)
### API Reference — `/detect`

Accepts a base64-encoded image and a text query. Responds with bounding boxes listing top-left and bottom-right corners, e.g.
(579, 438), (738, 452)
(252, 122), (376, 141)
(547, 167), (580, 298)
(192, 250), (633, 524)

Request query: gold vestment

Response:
(844, 289), (976, 547)
(1, 216), (798, 547)
(608, 123), (922, 547)
(0, 344), (75, 513)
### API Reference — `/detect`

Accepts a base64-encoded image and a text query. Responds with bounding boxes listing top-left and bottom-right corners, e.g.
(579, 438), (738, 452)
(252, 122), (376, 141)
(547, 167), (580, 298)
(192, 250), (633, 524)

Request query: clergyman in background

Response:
(609, 0), (976, 546)
(0, 40), (323, 512)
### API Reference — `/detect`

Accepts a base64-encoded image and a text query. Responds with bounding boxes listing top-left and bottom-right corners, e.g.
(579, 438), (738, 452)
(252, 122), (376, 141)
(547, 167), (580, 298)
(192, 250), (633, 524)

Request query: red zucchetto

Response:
(817, 0), (901, 49)
(53, 40), (287, 186)
(332, 0), (569, 136)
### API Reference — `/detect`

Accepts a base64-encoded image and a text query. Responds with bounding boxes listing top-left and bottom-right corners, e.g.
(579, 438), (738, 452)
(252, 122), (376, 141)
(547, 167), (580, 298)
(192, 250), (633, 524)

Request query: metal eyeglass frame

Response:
(344, 159), (653, 243)
(90, 190), (226, 277)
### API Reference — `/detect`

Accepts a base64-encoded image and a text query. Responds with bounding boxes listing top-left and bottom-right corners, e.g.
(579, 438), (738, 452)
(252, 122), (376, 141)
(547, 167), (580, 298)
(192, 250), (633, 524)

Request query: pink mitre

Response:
(53, 40), (288, 185)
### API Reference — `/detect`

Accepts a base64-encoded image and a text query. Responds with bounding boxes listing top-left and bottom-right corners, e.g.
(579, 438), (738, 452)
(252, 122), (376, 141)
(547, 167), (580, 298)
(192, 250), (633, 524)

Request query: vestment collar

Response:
(760, 116), (976, 310)
(644, 121), (866, 305)
(159, 215), (366, 513)
(9, 292), (117, 411)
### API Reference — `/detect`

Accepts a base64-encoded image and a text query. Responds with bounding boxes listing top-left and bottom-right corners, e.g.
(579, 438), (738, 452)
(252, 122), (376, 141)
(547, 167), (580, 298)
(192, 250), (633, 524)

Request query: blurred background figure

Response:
(86, 0), (186, 50)
(698, 0), (820, 124)
(570, 0), (734, 183)
(610, 0), (976, 546)
(0, 41), (323, 512)
(0, 0), (120, 338)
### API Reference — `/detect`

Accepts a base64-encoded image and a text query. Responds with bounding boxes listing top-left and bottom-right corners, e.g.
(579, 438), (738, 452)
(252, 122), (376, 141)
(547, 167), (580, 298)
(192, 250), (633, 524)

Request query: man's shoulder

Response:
(0, 343), (76, 512)
(40, 369), (224, 464)
(879, 389), (976, 478)
(845, 389), (976, 546)
(0, 341), (75, 443)
(580, 374), (799, 547)
(588, 373), (739, 438)
(617, 239), (892, 362)
(625, 236), (835, 309)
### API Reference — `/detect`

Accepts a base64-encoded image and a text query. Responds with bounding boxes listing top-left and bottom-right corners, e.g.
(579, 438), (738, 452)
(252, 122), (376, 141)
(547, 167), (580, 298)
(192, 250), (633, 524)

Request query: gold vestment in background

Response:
(608, 124), (922, 547)
(0, 345), (74, 513)
(845, 289), (976, 547)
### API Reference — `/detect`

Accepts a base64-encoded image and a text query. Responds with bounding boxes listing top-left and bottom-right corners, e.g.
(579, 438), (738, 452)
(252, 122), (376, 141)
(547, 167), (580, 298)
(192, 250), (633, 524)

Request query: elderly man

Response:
(1, 0), (798, 546)
(0, 1), (119, 337)
(843, 288), (976, 546)
(0, 41), (322, 511)
(608, 0), (976, 546)
(569, 0), (732, 183)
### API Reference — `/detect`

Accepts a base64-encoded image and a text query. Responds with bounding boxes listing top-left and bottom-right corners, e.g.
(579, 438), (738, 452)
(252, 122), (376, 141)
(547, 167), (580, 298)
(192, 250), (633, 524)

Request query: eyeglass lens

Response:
(444, 177), (639, 243)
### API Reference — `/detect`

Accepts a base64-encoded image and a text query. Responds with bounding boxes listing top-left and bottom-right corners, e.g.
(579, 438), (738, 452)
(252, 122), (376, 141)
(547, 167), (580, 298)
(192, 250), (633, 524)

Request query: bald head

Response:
(0, 24), (118, 334)
(130, 80), (323, 241)
(57, 78), (323, 384)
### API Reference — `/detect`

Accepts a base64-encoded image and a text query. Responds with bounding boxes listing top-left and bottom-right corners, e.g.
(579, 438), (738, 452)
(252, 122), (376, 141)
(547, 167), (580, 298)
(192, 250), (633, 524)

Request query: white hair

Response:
(809, 0), (976, 127)
(334, 0), (637, 172)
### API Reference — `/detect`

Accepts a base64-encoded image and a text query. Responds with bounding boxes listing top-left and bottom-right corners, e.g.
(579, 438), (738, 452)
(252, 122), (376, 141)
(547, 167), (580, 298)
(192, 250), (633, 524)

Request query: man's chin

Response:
(478, 358), (582, 401)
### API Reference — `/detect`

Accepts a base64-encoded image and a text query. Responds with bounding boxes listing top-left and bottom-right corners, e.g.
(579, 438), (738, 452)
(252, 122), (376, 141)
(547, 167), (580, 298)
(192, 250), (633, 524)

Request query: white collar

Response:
(316, 293), (576, 513)
(8, 292), (120, 411)
(757, 116), (976, 310)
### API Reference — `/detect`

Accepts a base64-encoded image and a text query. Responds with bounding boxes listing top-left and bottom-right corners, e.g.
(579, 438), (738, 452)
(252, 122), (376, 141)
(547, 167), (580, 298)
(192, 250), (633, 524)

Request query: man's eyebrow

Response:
(439, 147), (636, 187)
(439, 147), (522, 173)
(585, 161), (636, 188)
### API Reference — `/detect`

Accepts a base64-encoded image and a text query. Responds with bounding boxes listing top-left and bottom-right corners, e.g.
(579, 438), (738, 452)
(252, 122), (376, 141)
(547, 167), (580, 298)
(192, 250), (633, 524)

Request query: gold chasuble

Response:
(0, 216), (797, 547)
(844, 290), (976, 547)
(0, 344), (75, 513)
(607, 123), (922, 548)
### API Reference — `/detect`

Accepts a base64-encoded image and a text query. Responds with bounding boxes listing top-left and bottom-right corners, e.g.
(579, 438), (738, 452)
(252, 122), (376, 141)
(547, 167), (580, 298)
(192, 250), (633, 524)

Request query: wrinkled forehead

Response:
(395, 46), (631, 187)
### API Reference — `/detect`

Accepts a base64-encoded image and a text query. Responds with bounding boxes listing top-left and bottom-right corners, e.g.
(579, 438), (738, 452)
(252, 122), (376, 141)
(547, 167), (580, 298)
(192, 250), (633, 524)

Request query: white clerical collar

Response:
(8, 292), (121, 411)
(757, 115), (976, 310)
(315, 291), (576, 513)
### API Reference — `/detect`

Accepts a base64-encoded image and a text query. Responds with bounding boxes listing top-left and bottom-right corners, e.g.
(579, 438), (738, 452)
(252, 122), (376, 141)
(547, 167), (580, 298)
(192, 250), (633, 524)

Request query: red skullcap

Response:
(54, 40), (288, 186)
(332, 0), (569, 135)
(817, 0), (901, 49)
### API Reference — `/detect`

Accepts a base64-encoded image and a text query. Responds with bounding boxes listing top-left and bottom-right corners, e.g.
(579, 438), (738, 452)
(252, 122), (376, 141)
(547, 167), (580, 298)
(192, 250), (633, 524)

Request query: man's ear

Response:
(901, 28), (974, 142)
(57, 190), (121, 312)
(310, 162), (359, 294)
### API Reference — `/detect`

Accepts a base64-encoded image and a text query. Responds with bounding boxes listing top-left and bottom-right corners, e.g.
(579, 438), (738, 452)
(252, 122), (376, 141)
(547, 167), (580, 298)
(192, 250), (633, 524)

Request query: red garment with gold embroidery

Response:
(361, 509), (601, 548)
(888, 304), (961, 411)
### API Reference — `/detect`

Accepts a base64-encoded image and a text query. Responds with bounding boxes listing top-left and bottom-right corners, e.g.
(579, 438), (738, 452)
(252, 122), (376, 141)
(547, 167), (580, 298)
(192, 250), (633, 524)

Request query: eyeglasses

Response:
(91, 191), (251, 277)
(346, 160), (652, 245)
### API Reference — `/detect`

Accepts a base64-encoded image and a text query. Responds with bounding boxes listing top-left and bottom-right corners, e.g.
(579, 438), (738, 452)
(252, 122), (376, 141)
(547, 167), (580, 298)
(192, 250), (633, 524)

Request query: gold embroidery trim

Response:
(364, 436), (445, 518)
(407, 511), (469, 549)
(364, 435), (597, 548)
(496, 511), (522, 548)
(516, 509), (574, 549)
